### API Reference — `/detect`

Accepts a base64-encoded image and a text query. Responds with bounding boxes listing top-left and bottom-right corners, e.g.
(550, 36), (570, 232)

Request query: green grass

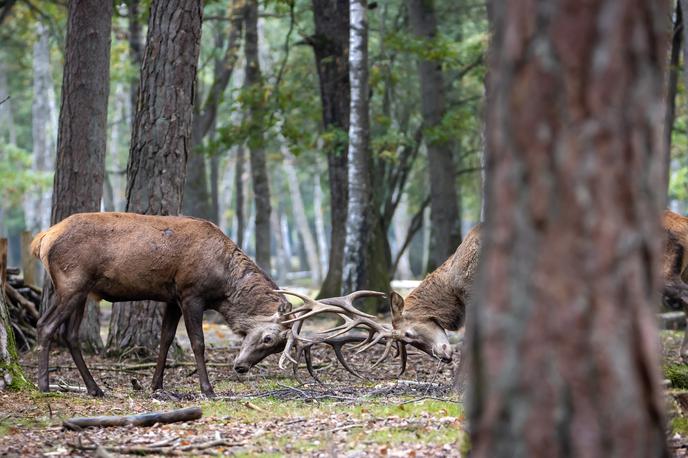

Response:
(673, 416), (688, 435)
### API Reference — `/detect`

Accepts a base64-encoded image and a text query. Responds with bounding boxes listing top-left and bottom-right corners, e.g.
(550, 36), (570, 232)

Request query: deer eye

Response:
(262, 335), (274, 344)
(404, 330), (415, 339)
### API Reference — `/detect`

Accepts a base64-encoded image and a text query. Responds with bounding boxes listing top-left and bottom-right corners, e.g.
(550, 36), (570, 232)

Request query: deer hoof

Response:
(89, 387), (105, 397)
(202, 388), (216, 399)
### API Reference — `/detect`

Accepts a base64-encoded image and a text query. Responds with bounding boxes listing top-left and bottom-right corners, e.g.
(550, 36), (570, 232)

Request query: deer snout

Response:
(234, 363), (250, 374)
(434, 343), (453, 363)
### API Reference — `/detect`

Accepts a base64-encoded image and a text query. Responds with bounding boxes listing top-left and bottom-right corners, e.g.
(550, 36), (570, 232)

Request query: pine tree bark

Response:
(127, 0), (143, 115)
(40, 0), (113, 354)
(342, 0), (372, 293)
(467, 1), (670, 456)
(311, 0), (350, 298)
(107, 0), (202, 358)
(25, 22), (57, 233)
(406, 0), (460, 272)
(244, 0), (271, 272)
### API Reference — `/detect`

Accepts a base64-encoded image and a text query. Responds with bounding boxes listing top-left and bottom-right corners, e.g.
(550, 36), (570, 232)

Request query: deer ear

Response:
(389, 291), (405, 323)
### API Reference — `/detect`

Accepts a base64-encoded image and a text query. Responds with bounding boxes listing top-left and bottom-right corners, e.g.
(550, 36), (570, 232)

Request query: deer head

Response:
(388, 291), (453, 363)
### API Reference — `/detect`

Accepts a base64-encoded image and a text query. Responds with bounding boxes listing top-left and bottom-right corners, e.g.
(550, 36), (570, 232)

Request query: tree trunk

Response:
(406, 0), (460, 272)
(184, 0), (246, 221)
(127, 0), (143, 116)
(107, 0), (202, 358)
(467, 1), (669, 456)
(282, 150), (322, 284)
(0, 61), (16, 146)
(392, 193), (413, 280)
(244, 0), (271, 273)
(25, 22), (57, 233)
(311, 0), (350, 298)
(234, 146), (246, 247)
(342, 0), (372, 294)
(40, 0), (113, 354)
(668, 1), (683, 193)
(0, 239), (30, 390)
(313, 173), (328, 274)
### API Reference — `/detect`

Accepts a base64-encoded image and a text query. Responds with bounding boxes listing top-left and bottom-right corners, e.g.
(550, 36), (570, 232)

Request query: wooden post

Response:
(20, 231), (36, 288)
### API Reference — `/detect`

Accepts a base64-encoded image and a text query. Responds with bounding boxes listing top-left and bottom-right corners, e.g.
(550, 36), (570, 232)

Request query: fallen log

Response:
(62, 407), (202, 430)
(659, 312), (686, 330)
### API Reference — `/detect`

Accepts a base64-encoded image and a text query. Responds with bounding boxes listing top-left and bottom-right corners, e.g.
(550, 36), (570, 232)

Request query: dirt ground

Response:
(5, 319), (688, 457)
(0, 318), (463, 457)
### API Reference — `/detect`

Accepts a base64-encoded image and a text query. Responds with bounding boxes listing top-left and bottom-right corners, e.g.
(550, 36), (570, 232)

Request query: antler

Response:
(275, 289), (408, 377)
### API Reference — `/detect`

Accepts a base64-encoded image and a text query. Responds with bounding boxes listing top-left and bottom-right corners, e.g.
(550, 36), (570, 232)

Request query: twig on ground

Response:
(63, 407), (202, 430)
(399, 396), (458, 405)
(244, 401), (268, 413)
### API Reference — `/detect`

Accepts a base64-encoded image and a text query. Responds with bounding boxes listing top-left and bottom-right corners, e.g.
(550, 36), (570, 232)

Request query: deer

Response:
(279, 224), (482, 377)
(31, 212), (385, 397)
(661, 210), (688, 361)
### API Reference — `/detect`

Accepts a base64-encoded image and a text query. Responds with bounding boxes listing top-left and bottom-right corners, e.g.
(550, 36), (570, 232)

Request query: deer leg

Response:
(664, 280), (688, 362)
(36, 292), (80, 392)
(151, 302), (182, 392)
(62, 295), (103, 397)
(181, 298), (214, 397)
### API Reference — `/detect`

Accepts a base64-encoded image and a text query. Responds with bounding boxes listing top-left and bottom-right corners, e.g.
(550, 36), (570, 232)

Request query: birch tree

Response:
(342, 0), (371, 293)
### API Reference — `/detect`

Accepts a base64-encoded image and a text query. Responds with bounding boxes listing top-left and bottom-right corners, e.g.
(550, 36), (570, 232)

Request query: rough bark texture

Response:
(244, 0), (271, 273)
(407, 0), (460, 272)
(107, 0), (202, 357)
(40, 0), (113, 353)
(184, 0), (246, 221)
(127, 0), (143, 116)
(25, 22), (57, 233)
(311, 0), (350, 298)
(235, 146), (246, 248)
(342, 0), (371, 294)
(467, 1), (670, 456)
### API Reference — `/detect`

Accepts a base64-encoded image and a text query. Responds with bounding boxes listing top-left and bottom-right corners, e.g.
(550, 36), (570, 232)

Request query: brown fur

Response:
(403, 224), (481, 330)
(33, 212), (290, 396)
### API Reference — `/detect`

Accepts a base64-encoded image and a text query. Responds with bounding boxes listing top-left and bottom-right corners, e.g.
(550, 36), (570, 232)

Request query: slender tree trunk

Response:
(311, 0), (350, 298)
(342, 0), (372, 293)
(313, 173), (328, 274)
(39, 0), (113, 354)
(107, 0), (202, 358)
(468, 1), (670, 456)
(127, 0), (143, 116)
(25, 22), (57, 233)
(106, 80), (127, 212)
(392, 193), (413, 280)
(407, 0), (460, 272)
(0, 62), (16, 146)
(184, 0), (246, 221)
(667, 1), (683, 195)
(282, 150), (322, 284)
(219, 156), (235, 234)
(234, 146), (246, 247)
(244, 0), (271, 272)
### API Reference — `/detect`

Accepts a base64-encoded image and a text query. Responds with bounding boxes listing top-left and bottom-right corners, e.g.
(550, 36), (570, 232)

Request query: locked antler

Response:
(275, 289), (408, 377)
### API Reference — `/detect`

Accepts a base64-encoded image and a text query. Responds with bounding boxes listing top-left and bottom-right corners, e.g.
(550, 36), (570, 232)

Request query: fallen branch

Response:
(63, 407), (202, 430)
(5, 283), (40, 320)
(49, 383), (87, 394)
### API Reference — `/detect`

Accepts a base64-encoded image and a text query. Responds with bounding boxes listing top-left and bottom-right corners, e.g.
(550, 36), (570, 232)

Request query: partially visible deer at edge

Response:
(32, 212), (294, 397)
(661, 210), (688, 361)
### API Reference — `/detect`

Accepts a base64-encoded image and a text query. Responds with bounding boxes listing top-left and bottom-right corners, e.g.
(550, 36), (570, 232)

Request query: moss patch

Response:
(665, 364), (688, 389)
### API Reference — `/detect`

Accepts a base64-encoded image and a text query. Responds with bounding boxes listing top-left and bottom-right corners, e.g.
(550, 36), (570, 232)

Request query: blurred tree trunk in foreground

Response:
(107, 0), (202, 358)
(468, 0), (670, 456)
(41, 0), (113, 354)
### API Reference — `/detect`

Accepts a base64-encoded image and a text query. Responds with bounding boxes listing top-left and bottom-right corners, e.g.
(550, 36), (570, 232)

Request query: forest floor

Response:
(0, 317), (463, 457)
(4, 321), (688, 456)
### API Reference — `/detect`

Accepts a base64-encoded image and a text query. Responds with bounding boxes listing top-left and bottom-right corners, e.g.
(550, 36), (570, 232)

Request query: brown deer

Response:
(32, 212), (296, 397)
(32, 212), (384, 396)
(282, 224), (482, 376)
(661, 210), (688, 360)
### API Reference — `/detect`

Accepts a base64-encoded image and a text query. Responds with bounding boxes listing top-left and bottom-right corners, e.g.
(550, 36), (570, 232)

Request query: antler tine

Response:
(320, 290), (385, 319)
(397, 342), (407, 376)
(279, 321), (303, 370)
(371, 339), (396, 369)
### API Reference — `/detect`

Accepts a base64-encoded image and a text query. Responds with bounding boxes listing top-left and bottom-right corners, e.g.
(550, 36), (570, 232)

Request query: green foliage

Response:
(0, 143), (51, 206)
(665, 364), (688, 389)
